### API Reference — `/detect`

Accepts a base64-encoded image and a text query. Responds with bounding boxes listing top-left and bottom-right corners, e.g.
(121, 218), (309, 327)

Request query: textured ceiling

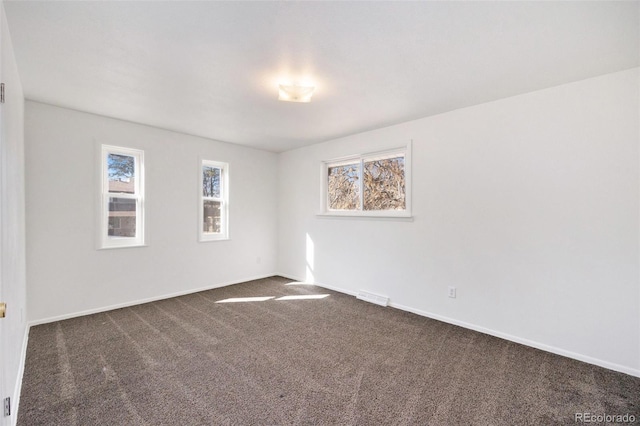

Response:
(4, 1), (639, 152)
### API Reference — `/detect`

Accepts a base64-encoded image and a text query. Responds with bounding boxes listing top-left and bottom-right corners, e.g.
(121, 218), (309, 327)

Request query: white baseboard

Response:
(11, 325), (29, 426)
(28, 273), (278, 327)
(276, 272), (640, 379)
(27, 272), (640, 380)
(389, 302), (640, 379)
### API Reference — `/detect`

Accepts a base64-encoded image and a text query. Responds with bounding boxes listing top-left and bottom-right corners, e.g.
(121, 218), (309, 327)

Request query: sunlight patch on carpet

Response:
(215, 296), (275, 303)
(276, 294), (330, 301)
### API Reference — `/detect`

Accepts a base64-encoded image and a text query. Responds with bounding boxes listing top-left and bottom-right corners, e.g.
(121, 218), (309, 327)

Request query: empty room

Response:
(0, 1), (639, 425)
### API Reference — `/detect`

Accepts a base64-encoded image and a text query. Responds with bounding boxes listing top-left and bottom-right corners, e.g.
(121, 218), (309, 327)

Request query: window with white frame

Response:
(200, 160), (229, 241)
(100, 145), (145, 248)
(322, 145), (411, 217)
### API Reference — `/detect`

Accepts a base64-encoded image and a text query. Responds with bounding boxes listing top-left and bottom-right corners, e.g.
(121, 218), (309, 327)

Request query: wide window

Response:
(200, 160), (229, 241)
(322, 145), (411, 217)
(100, 145), (145, 248)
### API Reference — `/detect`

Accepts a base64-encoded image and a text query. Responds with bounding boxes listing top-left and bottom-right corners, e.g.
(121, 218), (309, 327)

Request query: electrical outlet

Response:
(448, 286), (456, 298)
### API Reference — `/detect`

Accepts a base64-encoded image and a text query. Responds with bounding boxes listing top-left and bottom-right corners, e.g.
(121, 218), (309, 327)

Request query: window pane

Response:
(108, 154), (135, 194)
(203, 166), (221, 198)
(363, 156), (405, 210)
(203, 200), (222, 233)
(327, 163), (360, 210)
(108, 197), (136, 237)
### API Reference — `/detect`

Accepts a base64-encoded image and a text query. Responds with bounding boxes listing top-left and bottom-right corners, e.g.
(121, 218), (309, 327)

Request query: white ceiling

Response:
(4, 1), (639, 152)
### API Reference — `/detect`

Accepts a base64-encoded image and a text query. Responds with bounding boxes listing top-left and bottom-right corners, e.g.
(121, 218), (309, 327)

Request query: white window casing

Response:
(199, 159), (229, 241)
(320, 142), (412, 219)
(99, 145), (145, 249)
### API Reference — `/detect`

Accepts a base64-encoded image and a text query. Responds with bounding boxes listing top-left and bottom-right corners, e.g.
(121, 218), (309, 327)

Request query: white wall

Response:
(278, 69), (640, 376)
(0, 3), (26, 425)
(25, 101), (278, 322)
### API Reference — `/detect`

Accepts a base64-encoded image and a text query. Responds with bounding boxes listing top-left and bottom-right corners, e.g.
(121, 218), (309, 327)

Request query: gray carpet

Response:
(18, 276), (640, 425)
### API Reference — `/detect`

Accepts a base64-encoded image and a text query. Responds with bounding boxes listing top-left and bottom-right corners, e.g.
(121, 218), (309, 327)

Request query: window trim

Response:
(319, 142), (412, 218)
(99, 145), (145, 249)
(199, 159), (230, 242)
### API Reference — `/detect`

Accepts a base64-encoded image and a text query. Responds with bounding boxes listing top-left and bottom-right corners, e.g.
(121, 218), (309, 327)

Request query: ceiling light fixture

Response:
(278, 83), (315, 103)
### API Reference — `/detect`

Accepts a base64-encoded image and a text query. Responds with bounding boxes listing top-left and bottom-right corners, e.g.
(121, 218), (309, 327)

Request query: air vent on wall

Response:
(356, 290), (389, 307)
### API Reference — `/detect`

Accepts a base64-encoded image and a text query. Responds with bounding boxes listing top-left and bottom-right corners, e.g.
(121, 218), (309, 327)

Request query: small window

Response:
(100, 145), (145, 248)
(322, 145), (411, 218)
(200, 160), (229, 241)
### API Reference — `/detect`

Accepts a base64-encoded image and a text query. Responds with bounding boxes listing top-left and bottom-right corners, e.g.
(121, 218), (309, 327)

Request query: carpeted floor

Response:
(18, 276), (640, 425)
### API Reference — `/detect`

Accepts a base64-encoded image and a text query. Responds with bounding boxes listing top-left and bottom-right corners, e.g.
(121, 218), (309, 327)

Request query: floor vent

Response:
(356, 290), (389, 307)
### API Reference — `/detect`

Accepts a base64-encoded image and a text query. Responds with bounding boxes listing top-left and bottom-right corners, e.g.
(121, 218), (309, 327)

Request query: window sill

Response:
(98, 244), (148, 250)
(316, 213), (413, 222)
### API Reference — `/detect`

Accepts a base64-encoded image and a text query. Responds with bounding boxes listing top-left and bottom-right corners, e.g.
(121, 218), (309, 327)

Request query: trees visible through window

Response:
(100, 145), (144, 248)
(200, 160), (229, 241)
(328, 162), (360, 210)
(324, 147), (410, 217)
(363, 156), (405, 210)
